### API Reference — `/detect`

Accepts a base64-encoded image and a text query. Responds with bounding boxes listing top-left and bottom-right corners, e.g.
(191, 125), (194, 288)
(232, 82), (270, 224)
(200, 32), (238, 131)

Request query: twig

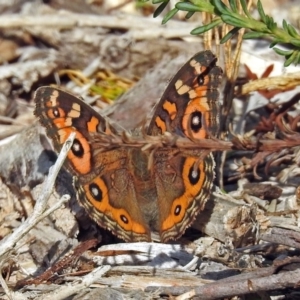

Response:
(146, 267), (300, 299)
(0, 13), (198, 39)
(239, 73), (300, 96)
(36, 265), (111, 300)
(0, 132), (75, 261)
(260, 227), (300, 248)
(17, 239), (99, 287)
(93, 130), (300, 153)
(176, 289), (196, 300)
(0, 132), (75, 299)
(0, 268), (12, 300)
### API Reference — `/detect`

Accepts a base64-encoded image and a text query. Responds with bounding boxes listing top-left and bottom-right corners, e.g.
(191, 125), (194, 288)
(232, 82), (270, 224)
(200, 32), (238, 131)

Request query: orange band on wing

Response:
(155, 116), (167, 133)
(87, 116), (100, 132)
(162, 100), (177, 120)
(84, 177), (147, 234)
(161, 157), (207, 231)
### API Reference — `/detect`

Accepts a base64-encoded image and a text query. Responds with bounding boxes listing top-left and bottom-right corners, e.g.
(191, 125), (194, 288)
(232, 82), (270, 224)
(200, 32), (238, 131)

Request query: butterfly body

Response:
(34, 50), (223, 242)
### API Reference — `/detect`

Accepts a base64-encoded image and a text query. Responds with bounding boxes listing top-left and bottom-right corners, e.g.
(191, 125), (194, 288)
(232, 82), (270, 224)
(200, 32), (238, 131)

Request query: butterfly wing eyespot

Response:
(189, 111), (203, 134)
(197, 74), (205, 85)
(71, 138), (85, 157)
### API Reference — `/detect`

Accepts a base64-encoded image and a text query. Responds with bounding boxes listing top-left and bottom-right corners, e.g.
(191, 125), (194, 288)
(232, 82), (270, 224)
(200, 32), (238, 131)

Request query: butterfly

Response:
(34, 50), (222, 242)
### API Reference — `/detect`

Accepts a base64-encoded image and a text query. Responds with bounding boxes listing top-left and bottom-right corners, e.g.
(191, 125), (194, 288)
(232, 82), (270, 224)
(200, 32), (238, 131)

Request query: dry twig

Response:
(36, 265), (111, 300)
(0, 132), (75, 290)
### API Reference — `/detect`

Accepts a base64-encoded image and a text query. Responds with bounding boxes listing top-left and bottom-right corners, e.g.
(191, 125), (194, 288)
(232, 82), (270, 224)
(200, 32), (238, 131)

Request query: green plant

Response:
(145, 0), (300, 67)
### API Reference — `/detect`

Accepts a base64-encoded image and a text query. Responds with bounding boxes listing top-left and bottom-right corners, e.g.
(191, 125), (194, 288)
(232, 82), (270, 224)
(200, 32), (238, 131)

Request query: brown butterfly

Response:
(34, 50), (222, 242)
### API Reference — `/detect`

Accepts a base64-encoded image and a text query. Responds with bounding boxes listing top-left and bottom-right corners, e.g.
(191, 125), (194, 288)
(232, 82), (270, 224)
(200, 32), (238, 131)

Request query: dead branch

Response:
(36, 265), (111, 300)
(239, 73), (300, 96)
(17, 239), (99, 287)
(145, 263), (300, 299)
(0, 13), (199, 40)
(260, 227), (300, 248)
(0, 132), (75, 261)
(91, 129), (300, 153)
